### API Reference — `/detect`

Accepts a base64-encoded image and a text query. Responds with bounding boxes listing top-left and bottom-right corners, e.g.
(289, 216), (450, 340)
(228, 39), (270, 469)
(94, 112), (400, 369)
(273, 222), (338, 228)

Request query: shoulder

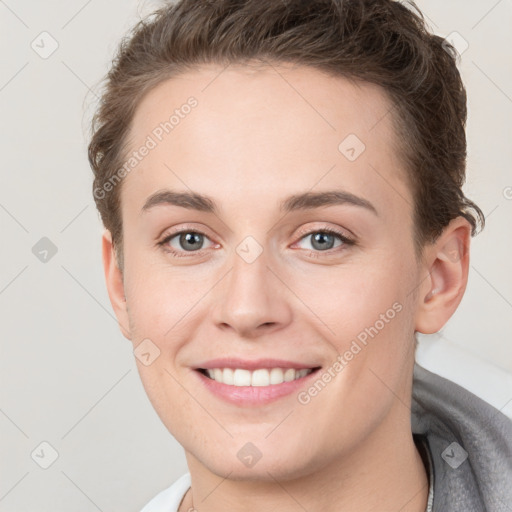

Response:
(412, 363), (512, 511)
(140, 473), (191, 512)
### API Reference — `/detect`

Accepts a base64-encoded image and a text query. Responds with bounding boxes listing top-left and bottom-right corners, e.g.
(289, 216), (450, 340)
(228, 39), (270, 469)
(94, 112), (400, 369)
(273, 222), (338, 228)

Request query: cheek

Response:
(123, 249), (206, 340)
(136, 362), (204, 448)
(294, 257), (412, 339)
(292, 252), (418, 408)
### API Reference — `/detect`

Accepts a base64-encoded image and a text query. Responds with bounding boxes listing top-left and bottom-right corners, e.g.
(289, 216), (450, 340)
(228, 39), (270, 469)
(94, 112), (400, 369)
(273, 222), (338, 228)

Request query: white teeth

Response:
(251, 369), (270, 387)
(202, 367), (314, 386)
(284, 368), (296, 382)
(223, 368), (234, 385)
(233, 369), (251, 386)
(269, 367), (284, 384)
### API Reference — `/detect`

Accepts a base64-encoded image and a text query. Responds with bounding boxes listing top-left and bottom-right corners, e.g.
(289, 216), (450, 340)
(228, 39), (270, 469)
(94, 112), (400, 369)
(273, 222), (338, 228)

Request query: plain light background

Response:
(1, 0), (511, 510)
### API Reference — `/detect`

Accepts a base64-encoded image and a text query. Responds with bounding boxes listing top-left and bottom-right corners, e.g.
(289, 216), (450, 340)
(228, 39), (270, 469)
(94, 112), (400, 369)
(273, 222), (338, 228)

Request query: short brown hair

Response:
(88, 0), (484, 269)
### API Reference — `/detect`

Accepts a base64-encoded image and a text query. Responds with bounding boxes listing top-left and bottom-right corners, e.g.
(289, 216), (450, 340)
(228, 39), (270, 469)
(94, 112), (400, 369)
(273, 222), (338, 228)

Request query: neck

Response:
(179, 406), (428, 512)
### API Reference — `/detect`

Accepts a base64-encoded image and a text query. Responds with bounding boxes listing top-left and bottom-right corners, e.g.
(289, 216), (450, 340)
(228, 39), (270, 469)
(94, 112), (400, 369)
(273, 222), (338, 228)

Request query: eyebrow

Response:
(142, 189), (216, 213)
(141, 189), (378, 216)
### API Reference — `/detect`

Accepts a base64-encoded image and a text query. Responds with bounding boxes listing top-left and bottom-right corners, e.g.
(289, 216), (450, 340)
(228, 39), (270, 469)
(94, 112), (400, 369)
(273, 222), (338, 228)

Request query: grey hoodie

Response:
(411, 363), (512, 511)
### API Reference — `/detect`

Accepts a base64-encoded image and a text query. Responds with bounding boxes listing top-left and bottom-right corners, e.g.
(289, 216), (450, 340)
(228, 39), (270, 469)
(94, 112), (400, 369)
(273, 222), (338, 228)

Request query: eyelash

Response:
(294, 226), (355, 254)
(157, 226), (355, 259)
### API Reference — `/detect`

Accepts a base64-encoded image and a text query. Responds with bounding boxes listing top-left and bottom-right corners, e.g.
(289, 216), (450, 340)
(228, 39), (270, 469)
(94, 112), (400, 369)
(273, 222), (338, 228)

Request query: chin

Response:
(193, 443), (325, 483)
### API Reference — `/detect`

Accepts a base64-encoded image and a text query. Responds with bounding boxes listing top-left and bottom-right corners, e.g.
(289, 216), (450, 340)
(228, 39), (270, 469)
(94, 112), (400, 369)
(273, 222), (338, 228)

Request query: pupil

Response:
(312, 232), (334, 251)
(181, 232), (202, 251)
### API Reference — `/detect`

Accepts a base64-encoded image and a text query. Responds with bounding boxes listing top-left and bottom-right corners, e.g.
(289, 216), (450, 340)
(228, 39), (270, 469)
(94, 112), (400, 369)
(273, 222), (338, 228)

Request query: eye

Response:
(294, 227), (354, 253)
(158, 229), (215, 256)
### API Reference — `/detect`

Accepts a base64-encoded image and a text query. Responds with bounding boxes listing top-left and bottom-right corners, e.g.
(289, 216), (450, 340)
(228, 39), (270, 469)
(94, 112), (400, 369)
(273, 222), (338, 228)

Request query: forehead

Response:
(122, 63), (411, 223)
(129, 63), (398, 151)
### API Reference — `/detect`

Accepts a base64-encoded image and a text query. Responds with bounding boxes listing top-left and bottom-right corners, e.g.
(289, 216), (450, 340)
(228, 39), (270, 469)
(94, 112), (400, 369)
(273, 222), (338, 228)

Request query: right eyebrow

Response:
(141, 189), (217, 214)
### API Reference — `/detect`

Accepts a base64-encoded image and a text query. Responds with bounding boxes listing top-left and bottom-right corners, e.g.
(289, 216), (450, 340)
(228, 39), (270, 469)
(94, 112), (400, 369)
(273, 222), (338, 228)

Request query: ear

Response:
(102, 229), (131, 340)
(414, 217), (471, 334)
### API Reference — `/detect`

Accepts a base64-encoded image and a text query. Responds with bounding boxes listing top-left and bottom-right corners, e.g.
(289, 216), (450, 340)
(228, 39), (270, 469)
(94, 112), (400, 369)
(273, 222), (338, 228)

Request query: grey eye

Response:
(168, 232), (213, 252)
(298, 231), (345, 252)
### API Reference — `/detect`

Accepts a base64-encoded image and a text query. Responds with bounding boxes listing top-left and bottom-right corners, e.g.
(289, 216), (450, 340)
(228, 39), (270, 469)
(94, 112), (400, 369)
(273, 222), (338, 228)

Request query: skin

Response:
(102, 62), (471, 512)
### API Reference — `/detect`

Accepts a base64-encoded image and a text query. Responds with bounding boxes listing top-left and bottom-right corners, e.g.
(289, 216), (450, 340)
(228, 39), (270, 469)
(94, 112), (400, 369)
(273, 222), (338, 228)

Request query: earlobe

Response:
(415, 218), (471, 334)
(102, 230), (131, 340)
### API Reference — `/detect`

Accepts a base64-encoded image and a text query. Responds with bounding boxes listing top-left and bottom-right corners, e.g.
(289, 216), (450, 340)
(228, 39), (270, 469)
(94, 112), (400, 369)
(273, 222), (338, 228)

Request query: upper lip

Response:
(195, 358), (321, 371)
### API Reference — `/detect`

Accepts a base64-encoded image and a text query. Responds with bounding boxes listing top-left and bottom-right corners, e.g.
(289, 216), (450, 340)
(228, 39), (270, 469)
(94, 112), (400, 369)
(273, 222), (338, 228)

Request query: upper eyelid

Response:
(295, 224), (353, 240)
(159, 229), (216, 247)
(159, 223), (214, 241)
(292, 229), (354, 252)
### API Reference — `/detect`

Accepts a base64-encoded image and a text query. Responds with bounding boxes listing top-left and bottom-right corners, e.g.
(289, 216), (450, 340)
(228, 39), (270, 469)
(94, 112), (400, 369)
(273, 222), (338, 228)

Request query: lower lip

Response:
(194, 368), (321, 406)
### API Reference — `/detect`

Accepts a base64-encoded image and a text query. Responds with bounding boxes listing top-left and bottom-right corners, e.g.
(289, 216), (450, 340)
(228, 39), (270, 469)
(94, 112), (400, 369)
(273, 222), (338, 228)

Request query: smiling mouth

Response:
(196, 367), (322, 386)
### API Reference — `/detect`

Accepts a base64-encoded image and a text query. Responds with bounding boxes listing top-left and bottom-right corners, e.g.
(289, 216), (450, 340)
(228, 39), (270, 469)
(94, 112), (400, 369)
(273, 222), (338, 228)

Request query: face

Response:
(110, 63), (428, 481)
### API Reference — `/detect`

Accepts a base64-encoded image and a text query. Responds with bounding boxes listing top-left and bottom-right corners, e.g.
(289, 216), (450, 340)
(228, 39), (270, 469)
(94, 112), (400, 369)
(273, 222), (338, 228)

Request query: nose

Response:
(211, 244), (293, 339)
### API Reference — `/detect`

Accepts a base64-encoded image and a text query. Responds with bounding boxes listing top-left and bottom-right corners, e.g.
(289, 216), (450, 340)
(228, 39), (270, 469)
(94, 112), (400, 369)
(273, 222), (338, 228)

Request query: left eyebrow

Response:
(141, 188), (378, 216)
(280, 190), (378, 216)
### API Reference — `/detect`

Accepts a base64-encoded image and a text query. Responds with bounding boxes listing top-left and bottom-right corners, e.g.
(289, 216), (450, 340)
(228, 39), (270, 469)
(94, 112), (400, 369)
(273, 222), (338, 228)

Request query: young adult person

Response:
(88, 1), (512, 510)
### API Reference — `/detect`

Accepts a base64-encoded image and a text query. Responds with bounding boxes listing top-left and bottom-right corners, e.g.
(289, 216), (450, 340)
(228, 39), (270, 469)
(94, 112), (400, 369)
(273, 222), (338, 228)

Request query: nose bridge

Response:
(212, 236), (291, 336)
